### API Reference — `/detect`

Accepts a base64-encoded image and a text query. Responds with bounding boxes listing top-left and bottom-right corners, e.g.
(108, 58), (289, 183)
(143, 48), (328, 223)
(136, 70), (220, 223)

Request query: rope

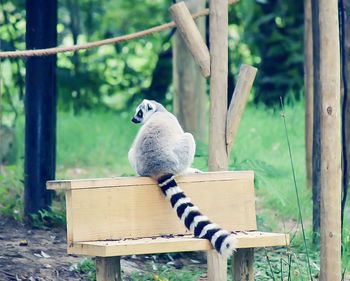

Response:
(0, 0), (239, 59)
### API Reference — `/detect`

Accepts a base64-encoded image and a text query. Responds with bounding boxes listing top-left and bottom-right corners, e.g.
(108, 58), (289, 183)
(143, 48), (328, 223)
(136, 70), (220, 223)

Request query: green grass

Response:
(56, 110), (138, 178)
(3, 102), (350, 279)
(231, 103), (310, 228)
(0, 165), (23, 220)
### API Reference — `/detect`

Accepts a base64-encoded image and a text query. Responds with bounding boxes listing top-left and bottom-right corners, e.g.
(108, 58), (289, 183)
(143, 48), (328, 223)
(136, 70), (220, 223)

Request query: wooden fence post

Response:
(233, 248), (254, 281)
(170, 1), (210, 78)
(312, 0), (341, 279)
(95, 257), (121, 281)
(208, 0), (228, 280)
(226, 65), (256, 280)
(173, 0), (207, 143)
(226, 65), (257, 153)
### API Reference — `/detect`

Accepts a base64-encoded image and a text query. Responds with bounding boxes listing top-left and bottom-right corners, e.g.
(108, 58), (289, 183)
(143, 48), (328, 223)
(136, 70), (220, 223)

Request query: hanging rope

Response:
(0, 0), (238, 59)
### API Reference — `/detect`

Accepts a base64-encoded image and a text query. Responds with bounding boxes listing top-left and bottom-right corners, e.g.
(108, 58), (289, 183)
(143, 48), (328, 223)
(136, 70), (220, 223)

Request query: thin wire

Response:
(280, 97), (313, 281)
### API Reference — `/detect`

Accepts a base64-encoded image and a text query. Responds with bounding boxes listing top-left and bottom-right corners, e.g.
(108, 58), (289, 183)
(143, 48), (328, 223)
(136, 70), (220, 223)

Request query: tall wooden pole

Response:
(173, 0), (207, 143)
(304, 0), (313, 189)
(208, 0), (228, 171)
(227, 65), (256, 281)
(312, 0), (341, 279)
(24, 0), (57, 216)
(208, 0), (228, 280)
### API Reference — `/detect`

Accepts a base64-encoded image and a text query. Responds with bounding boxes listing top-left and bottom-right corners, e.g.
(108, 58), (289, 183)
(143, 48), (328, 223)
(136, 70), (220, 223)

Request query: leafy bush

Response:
(231, 0), (304, 105)
(71, 258), (96, 281)
(0, 165), (24, 220)
(30, 207), (66, 228)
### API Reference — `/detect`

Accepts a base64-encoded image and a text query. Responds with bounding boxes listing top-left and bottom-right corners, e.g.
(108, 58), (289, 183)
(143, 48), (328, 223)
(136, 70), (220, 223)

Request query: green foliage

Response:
(72, 258), (96, 281)
(1, 0), (172, 114)
(342, 207), (350, 274)
(0, 124), (17, 164)
(253, 248), (320, 280)
(130, 266), (203, 281)
(0, 0), (305, 114)
(0, 165), (23, 220)
(0, 1), (26, 124)
(230, 0), (304, 105)
(67, 251), (322, 280)
(70, 258), (204, 281)
(55, 0), (171, 112)
(30, 207), (66, 228)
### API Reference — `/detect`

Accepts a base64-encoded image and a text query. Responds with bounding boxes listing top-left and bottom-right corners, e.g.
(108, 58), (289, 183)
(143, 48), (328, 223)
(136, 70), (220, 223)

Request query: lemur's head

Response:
(131, 99), (157, 124)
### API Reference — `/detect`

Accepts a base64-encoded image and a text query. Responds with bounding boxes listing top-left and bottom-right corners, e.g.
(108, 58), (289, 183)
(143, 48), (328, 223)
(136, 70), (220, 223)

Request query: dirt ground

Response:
(0, 217), (82, 280)
(0, 217), (206, 281)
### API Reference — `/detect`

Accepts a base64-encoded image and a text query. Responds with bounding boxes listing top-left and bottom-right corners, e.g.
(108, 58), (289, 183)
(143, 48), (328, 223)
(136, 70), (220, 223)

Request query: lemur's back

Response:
(130, 111), (184, 177)
(129, 99), (237, 256)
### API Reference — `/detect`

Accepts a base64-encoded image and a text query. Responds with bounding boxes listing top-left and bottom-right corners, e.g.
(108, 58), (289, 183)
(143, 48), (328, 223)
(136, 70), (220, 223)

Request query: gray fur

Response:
(128, 99), (195, 178)
(128, 100), (237, 256)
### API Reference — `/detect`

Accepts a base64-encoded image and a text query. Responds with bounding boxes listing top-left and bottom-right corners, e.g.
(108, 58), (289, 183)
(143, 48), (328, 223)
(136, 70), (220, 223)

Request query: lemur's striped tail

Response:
(157, 174), (237, 257)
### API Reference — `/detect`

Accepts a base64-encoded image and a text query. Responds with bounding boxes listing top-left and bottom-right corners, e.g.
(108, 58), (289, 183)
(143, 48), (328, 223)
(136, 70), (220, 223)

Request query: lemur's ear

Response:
(147, 103), (154, 111)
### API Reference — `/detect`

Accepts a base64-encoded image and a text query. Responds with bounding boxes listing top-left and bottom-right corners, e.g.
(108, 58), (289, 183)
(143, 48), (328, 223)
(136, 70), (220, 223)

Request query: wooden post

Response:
(207, 0), (228, 280)
(226, 65), (256, 280)
(207, 250), (227, 281)
(304, 0), (313, 189)
(233, 248), (254, 281)
(312, 0), (341, 279)
(170, 1), (210, 78)
(208, 0), (229, 172)
(24, 0), (57, 217)
(173, 0), (207, 143)
(226, 65), (257, 153)
(95, 257), (121, 281)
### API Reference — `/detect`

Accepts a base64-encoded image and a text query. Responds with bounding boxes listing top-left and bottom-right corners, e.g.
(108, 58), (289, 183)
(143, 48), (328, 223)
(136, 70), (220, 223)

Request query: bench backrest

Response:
(47, 171), (256, 244)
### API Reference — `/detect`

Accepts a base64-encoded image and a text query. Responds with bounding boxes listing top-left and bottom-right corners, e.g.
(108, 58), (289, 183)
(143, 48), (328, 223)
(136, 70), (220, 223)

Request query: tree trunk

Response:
(304, 0), (313, 189)
(312, 0), (341, 280)
(25, 0), (57, 217)
(173, 0), (207, 143)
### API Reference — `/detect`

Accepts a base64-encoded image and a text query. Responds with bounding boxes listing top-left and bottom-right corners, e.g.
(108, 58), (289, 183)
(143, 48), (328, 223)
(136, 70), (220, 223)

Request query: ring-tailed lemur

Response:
(128, 99), (237, 256)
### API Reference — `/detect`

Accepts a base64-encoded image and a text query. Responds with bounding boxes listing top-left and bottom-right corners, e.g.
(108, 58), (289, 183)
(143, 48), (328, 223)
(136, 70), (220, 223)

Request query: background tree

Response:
(231, 0), (304, 106)
(173, 0), (207, 143)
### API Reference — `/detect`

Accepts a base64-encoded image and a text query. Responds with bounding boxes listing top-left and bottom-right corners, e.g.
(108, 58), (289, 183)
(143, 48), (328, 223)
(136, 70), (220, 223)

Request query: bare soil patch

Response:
(0, 217), (206, 281)
(0, 217), (86, 280)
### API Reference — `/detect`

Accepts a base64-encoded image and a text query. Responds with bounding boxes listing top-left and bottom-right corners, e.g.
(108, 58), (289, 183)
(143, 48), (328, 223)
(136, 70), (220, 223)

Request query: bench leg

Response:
(232, 248), (254, 281)
(207, 250), (227, 281)
(95, 256), (122, 281)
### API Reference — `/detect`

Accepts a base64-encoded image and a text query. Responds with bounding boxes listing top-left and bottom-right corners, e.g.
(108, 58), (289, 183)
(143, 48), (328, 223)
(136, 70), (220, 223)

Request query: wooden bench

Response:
(47, 171), (289, 281)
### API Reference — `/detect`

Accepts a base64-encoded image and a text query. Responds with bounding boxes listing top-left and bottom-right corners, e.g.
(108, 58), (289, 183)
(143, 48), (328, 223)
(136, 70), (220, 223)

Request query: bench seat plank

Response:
(69, 231), (289, 257)
(47, 171), (254, 190)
